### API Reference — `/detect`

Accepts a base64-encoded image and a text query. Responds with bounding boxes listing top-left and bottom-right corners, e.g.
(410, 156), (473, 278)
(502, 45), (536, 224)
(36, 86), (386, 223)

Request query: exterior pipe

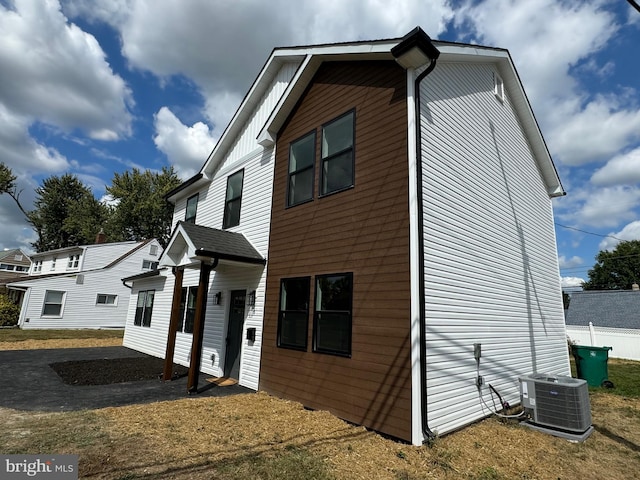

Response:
(414, 57), (438, 442)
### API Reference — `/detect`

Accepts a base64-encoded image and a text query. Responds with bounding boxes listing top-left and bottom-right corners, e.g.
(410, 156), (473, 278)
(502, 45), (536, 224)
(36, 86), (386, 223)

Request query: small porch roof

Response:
(161, 221), (266, 268)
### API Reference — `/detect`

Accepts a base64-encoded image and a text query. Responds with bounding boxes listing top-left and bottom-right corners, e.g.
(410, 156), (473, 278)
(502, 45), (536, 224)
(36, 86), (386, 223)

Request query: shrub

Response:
(0, 294), (20, 327)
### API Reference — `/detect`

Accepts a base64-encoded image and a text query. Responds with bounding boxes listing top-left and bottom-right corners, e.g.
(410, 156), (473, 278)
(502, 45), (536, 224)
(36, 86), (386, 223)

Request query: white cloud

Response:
(598, 220), (640, 251)
(561, 276), (585, 288)
(0, 0), (132, 139)
(153, 107), (216, 179)
(591, 147), (640, 186)
(64, 0), (453, 133)
(453, 1), (640, 167)
(572, 186), (640, 228)
(558, 255), (583, 269)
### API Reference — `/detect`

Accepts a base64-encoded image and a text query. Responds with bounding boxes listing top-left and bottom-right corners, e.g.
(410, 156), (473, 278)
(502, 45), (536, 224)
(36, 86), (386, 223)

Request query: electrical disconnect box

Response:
(474, 343), (481, 360)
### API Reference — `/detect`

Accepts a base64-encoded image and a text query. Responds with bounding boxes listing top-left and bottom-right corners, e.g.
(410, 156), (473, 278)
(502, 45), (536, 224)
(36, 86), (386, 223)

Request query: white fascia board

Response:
(437, 44), (564, 197)
(200, 53), (305, 177)
(160, 224), (197, 268)
(257, 44), (396, 146)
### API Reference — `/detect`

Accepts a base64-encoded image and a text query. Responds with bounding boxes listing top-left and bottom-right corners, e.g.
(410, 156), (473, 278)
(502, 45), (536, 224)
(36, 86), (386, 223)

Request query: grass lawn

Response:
(1, 330), (639, 479)
(0, 328), (123, 342)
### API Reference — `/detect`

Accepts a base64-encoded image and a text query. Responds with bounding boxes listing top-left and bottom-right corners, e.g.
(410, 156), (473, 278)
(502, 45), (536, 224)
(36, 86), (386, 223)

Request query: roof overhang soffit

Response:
(160, 224), (200, 268)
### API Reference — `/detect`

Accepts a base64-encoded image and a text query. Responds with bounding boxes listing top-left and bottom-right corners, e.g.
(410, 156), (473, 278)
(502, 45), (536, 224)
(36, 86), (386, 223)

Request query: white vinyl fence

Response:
(566, 323), (640, 361)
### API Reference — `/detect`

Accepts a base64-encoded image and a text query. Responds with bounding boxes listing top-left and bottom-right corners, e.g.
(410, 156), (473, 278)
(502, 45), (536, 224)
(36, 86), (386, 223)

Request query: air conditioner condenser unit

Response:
(519, 374), (593, 441)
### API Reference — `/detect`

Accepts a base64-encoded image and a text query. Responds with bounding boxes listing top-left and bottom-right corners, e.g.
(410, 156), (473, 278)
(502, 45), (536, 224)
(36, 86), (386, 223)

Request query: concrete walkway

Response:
(0, 346), (251, 411)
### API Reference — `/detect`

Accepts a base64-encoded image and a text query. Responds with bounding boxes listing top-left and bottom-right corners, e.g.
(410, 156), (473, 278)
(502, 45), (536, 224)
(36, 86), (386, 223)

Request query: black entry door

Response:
(224, 290), (246, 379)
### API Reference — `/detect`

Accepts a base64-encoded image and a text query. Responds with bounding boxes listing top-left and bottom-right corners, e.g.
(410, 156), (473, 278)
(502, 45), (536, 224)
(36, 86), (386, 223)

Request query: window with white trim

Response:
(134, 290), (155, 327)
(42, 290), (65, 317)
(33, 260), (42, 273)
(67, 254), (80, 269)
(142, 260), (159, 270)
(96, 294), (117, 306)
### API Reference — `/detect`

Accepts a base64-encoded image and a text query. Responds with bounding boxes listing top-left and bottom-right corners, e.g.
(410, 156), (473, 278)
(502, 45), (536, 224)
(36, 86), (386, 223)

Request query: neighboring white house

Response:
(122, 27), (568, 445)
(8, 239), (162, 329)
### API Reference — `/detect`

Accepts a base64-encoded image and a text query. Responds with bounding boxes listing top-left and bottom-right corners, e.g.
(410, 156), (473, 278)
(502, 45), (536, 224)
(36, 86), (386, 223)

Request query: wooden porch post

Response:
(187, 261), (213, 393)
(162, 267), (184, 381)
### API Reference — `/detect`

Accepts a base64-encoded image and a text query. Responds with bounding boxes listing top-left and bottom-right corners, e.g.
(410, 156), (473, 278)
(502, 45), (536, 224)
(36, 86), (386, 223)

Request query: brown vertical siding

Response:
(260, 60), (412, 441)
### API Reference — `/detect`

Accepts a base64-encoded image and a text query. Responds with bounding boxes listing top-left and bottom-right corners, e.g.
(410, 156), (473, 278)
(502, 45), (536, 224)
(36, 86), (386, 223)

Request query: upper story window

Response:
(149, 244), (158, 256)
(277, 277), (310, 350)
(223, 169), (244, 229)
(0, 263), (14, 271)
(321, 110), (355, 196)
(313, 272), (353, 357)
(185, 193), (199, 224)
(142, 259), (159, 270)
(51, 258), (57, 271)
(33, 260), (42, 273)
(67, 254), (80, 269)
(287, 132), (316, 207)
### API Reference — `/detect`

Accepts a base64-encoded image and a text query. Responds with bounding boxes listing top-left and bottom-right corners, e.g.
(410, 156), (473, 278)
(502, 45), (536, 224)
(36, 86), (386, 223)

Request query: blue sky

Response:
(1, 0), (639, 288)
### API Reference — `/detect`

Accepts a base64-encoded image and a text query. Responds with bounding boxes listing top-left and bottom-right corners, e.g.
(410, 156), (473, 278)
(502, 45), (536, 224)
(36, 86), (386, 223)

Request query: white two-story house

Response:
(8, 237), (162, 329)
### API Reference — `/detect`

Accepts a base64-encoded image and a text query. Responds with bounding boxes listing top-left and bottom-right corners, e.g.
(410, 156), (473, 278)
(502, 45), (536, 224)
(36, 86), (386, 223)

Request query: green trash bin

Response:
(571, 345), (613, 387)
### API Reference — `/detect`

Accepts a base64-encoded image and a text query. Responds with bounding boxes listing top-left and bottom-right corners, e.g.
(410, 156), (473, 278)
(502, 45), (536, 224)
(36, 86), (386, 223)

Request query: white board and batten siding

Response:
(124, 63), (296, 390)
(419, 61), (569, 435)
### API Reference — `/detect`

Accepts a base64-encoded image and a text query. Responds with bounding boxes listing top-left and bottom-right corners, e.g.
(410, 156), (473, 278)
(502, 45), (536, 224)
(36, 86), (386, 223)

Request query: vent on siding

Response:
(76, 274), (84, 285)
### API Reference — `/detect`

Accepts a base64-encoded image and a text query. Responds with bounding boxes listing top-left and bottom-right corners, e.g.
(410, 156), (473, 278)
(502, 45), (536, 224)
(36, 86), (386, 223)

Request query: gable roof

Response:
(0, 248), (31, 267)
(565, 290), (640, 329)
(166, 27), (563, 203)
(161, 221), (265, 268)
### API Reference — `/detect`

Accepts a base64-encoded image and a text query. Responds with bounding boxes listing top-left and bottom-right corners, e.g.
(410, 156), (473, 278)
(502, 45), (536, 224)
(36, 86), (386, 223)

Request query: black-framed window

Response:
(313, 272), (353, 356)
(185, 193), (199, 224)
(177, 286), (198, 333)
(287, 131), (315, 207)
(223, 169), (244, 229)
(321, 110), (354, 196)
(134, 290), (155, 327)
(277, 277), (310, 350)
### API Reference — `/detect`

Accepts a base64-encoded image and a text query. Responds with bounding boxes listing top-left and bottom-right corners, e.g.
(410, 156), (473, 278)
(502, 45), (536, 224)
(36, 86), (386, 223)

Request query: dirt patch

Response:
(0, 337), (123, 350)
(49, 356), (189, 385)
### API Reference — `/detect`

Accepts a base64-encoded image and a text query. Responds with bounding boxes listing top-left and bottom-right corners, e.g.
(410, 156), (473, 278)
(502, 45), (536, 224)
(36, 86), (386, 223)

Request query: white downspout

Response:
(406, 67), (423, 446)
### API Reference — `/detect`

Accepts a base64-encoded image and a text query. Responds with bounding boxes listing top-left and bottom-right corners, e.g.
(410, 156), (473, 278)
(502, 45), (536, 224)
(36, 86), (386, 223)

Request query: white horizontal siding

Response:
(82, 242), (142, 270)
(18, 240), (163, 329)
(419, 62), (569, 436)
(127, 65), (281, 388)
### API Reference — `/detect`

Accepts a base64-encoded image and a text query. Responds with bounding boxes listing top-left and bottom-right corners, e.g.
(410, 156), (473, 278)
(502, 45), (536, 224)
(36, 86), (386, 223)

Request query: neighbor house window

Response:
(223, 169), (244, 229)
(33, 260), (42, 273)
(67, 254), (80, 269)
(96, 294), (117, 306)
(321, 110), (354, 196)
(51, 258), (56, 271)
(42, 290), (65, 317)
(149, 244), (158, 256)
(287, 131), (316, 207)
(185, 193), (199, 224)
(313, 272), (353, 356)
(178, 286), (198, 333)
(0, 264), (14, 271)
(142, 260), (159, 270)
(277, 277), (310, 350)
(134, 290), (155, 327)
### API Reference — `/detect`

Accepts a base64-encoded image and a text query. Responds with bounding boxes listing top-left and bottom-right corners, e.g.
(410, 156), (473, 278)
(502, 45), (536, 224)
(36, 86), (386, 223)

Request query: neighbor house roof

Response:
(565, 290), (640, 329)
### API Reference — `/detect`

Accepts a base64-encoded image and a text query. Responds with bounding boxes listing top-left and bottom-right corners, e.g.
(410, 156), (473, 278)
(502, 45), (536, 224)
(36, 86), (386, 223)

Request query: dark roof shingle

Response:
(565, 290), (640, 329)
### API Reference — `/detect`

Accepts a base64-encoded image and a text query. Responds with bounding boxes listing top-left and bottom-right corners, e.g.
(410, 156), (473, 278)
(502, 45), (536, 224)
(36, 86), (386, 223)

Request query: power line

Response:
(554, 222), (625, 242)
(627, 0), (640, 14)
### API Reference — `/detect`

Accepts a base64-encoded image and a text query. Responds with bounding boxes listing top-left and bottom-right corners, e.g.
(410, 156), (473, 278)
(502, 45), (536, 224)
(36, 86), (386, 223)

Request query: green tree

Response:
(582, 240), (640, 290)
(30, 174), (109, 252)
(106, 167), (181, 247)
